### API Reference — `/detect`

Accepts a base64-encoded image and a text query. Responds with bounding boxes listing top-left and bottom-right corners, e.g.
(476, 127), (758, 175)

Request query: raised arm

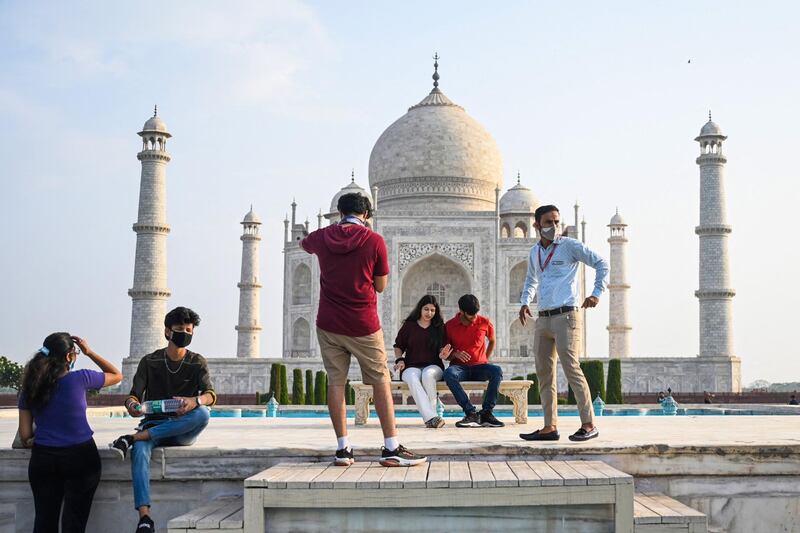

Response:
(72, 336), (122, 387)
(571, 240), (609, 304)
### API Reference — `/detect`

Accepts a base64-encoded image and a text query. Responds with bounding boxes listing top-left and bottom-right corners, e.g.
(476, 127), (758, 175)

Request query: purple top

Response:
(18, 369), (105, 447)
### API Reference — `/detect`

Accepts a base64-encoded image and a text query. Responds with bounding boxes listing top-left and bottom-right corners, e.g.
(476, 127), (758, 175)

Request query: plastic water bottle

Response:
(140, 399), (183, 414)
(436, 393), (445, 418)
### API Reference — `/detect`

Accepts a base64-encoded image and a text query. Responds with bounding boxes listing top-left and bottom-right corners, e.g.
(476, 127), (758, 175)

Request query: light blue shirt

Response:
(520, 237), (609, 311)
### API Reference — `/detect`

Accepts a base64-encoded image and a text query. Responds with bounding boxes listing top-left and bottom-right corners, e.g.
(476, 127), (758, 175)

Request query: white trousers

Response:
(401, 365), (443, 422)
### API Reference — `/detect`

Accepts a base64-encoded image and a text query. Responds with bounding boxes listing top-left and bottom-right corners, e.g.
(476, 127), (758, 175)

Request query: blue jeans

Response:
(443, 364), (503, 414)
(131, 406), (210, 509)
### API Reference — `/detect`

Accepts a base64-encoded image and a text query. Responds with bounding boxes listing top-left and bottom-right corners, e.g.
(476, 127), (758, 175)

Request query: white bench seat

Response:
(351, 380), (532, 425)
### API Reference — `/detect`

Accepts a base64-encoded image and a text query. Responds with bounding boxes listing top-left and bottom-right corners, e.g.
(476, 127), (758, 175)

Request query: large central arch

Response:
(400, 253), (472, 327)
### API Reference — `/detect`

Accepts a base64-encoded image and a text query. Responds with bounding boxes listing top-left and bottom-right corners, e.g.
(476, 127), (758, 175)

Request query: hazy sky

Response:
(1, 1), (798, 385)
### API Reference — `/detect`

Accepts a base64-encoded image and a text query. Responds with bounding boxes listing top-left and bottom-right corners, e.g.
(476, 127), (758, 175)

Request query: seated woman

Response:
(18, 333), (122, 533)
(393, 295), (452, 428)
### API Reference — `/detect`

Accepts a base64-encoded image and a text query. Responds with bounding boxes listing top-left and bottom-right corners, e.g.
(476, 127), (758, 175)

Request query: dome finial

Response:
(153, 105), (158, 117)
(708, 109), (712, 122)
(516, 171), (521, 185)
(432, 52), (440, 90)
(351, 169), (355, 183)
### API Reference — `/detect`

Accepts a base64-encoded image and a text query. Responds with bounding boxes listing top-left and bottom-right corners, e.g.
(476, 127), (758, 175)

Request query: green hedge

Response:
(606, 359), (623, 404)
(305, 369), (315, 405)
(314, 371), (327, 405)
(526, 373), (540, 405)
(568, 360), (606, 403)
(345, 380), (355, 405)
(269, 363), (281, 403)
(279, 364), (289, 405)
(292, 368), (305, 405)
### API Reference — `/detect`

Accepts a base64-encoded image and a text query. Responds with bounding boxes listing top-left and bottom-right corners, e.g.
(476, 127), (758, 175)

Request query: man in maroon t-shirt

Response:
(302, 192), (426, 468)
(443, 294), (505, 428)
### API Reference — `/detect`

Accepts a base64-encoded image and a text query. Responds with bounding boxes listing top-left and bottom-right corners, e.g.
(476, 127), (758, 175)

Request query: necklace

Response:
(164, 351), (186, 374)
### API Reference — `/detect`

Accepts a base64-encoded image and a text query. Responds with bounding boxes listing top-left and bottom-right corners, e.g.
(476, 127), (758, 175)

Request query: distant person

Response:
(442, 294), (504, 428)
(110, 306), (216, 533)
(394, 295), (448, 428)
(703, 391), (714, 404)
(657, 391), (666, 403)
(790, 395), (799, 406)
(18, 333), (122, 533)
(302, 192), (426, 467)
(518, 204), (609, 442)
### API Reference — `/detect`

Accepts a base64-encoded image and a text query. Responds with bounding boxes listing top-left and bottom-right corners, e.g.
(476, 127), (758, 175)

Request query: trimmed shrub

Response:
(345, 380), (354, 405)
(269, 363), (281, 403)
(292, 368), (304, 405)
(583, 360), (606, 402)
(314, 371), (327, 405)
(279, 364), (289, 405)
(606, 359), (624, 404)
(305, 369), (315, 405)
(526, 373), (540, 405)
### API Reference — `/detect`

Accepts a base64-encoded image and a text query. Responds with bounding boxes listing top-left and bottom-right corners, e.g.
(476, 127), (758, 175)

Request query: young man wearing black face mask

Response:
(110, 306), (216, 533)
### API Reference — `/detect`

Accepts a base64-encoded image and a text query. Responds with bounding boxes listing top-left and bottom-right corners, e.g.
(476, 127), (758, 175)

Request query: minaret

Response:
(695, 113), (735, 357)
(236, 206), (262, 358)
(128, 107), (172, 358)
(607, 209), (632, 357)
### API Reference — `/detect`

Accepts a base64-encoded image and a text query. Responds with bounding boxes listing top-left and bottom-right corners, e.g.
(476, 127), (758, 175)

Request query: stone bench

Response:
(351, 380), (532, 425)
(167, 496), (243, 533)
(634, 493), (707, 532)
(243, 459), (634, 533)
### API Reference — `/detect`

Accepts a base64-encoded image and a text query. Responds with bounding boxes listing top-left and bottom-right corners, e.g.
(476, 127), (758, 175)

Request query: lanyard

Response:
(538, 243), (558, 271)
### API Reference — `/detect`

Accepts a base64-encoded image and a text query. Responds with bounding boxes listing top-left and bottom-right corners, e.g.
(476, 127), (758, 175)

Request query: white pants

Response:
(401, 365), (443, 422)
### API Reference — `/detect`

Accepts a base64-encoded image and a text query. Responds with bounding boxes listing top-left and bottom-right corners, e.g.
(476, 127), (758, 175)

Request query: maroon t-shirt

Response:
(301, 223), (389, 337)
(393, 320), (445, 378)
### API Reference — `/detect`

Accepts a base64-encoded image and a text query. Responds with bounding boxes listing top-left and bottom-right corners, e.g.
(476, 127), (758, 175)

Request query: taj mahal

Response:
(120, 59), (741, 395)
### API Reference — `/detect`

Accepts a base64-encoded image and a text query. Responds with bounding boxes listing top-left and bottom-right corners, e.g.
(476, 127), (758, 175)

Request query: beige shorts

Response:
(316, 327), (391, 386)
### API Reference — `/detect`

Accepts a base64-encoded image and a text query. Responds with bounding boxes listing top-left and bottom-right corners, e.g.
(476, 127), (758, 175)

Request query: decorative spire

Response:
(432, 52), (440, 90)
(351, 169), (355, 183)
(516, 171), (521, 185)
(616, 206), (619, 215)
(154, 105), (158, 117)
(708, 109), (712, 122)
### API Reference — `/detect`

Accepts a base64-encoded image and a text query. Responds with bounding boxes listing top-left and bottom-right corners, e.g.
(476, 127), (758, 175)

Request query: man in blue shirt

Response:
(518, 205), (609, 442)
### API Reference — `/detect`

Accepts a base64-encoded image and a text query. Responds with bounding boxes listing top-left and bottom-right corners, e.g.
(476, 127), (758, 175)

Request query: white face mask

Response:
(540, 225), (561, 241)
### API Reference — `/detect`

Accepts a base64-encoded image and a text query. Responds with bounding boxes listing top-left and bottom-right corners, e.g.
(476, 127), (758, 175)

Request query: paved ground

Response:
(3, 409), (799, 452)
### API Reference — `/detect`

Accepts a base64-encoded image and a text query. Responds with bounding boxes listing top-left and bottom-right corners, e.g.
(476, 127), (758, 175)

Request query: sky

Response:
(1, 1), (798, 385)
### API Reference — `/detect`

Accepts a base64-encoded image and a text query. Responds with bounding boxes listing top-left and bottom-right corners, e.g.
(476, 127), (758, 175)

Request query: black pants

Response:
(28, 438), (101, 533)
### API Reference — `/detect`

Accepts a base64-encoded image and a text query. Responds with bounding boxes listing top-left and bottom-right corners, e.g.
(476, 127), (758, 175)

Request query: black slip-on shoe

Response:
(519, 429), (561, 441)
(334, 447), (354, 466)
(135, 514), (155, 533)
(568, 427), (599, 442)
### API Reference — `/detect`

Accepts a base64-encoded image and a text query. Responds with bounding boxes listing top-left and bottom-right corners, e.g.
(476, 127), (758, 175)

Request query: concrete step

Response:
(634, 492), (707, 532)
(167, 496), (243, 533)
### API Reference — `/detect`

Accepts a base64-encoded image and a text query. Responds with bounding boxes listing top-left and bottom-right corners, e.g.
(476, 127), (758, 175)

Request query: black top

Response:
(128, 348), (217, 420)
(393, 320), (445, 378)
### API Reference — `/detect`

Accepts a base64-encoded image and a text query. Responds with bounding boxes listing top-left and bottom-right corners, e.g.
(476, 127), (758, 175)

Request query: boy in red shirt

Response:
(301, 192), (426, 467)
(442, 294), (504, 428)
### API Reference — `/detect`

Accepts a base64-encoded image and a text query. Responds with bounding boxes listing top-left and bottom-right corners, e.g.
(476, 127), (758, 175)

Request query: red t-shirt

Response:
(444, 313), (495, 366)
(301, 223), (389, 337)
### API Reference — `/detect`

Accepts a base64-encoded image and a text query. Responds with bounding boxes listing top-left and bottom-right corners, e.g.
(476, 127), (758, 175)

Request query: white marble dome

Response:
(609, 210), (626, 226)
(368, 82), (503, 212)
(329, 176), (372, 214)
(140, 113), (170, 135)
(500, 176), (539, 214)
(242, 206), (261, 224)
(698, 119), (723, 137)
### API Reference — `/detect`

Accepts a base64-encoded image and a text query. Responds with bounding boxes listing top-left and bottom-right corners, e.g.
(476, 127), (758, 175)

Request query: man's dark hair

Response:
(337, 192), (372, 219)
(457, 294), (480, 315)
(534, 205), (560, 224)
(164, 306), (201, 328)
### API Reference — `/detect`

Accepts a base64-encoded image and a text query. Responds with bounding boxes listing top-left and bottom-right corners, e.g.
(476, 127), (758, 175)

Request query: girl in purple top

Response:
(393, 295), (453, 428)
(18, 332), (122, 533)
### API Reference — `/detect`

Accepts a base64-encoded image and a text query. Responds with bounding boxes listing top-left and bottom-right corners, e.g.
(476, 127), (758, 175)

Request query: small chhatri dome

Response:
(140, 105), (171, 136)
(242, 205), (261, 225)
(329, 171), (373, 213)
(609, 208), (626, 226)
(499, 172), (540, 214)
(697, 111), (724, 138)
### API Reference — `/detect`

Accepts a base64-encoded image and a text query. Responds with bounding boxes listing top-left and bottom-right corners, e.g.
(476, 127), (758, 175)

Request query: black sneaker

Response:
(455, 411), (481, 428)
(569, 427), (599, 442)
(379, 445), (427, 467)
(479, 410), (505, 428)
(519, 429), (561, 441)
(110, 435), (134, 460)
(334, 447), (354, 466)
(424, 416), (445, 428)
(136, 514), (155, 533)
